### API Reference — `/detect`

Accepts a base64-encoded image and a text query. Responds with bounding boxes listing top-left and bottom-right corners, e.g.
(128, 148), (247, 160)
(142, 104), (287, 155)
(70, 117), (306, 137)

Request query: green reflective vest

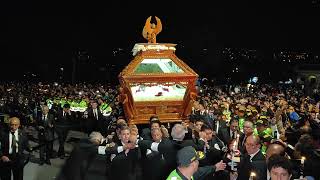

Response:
(239, 118), (245, 132)
(166, 169), (194, 180)
(258, 128), (272, 155)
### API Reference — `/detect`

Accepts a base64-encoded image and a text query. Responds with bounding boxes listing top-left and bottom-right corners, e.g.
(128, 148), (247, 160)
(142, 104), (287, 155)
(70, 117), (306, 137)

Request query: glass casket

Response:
(118, 43), (198, 124)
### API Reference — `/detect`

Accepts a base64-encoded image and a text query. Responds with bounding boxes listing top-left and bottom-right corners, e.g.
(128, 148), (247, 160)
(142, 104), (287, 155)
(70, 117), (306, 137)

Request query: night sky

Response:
(2, 1), (320, 81)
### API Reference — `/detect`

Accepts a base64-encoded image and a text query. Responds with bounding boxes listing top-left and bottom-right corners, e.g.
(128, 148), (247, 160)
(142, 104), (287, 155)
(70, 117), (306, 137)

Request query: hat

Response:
(289, 112), (300, 122)
(239, 106), (246, 112)
(256, 118), (268, 126)
(177, 146), (205, 166)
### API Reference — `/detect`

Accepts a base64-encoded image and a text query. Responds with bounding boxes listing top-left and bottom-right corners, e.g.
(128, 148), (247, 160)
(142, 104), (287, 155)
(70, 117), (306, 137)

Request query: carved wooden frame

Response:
(119, 44), (198, 124)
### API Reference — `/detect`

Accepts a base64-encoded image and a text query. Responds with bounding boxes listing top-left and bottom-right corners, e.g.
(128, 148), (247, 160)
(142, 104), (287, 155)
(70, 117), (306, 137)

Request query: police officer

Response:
(166, 146), (226, 180)
(256, 117), (272, 154)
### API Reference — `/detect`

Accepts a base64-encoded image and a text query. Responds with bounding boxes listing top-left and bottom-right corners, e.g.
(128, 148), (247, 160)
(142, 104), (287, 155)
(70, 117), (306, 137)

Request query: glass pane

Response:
(130, 82), (187, 102)
(134, 58), (184, 74)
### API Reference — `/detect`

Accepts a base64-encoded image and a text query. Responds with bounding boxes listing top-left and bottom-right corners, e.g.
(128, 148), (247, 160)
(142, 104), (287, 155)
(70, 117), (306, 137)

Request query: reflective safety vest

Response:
(258, 128), (272, 154)
(53, 98), (60, 105)
(100, 103), (112, 116)
(166, 169), (194, 180)
(239, 118), (245, 132)
(78, 100), (88, 112)
(46, 99), (53, 109)
(70, 101), (78, 112)
(60, 99), (66, 108)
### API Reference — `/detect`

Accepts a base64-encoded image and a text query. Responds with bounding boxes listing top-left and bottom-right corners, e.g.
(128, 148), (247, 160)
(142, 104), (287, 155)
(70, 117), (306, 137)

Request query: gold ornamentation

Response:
(142, 16), (162, 43)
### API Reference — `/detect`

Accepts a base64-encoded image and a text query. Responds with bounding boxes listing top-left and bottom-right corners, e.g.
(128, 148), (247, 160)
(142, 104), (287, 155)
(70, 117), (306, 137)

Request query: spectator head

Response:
(90, 100), (98, 109)
(42, 105), (49, 115)
(9, 117), (20, 132)
(151, 128), (163, 143)
(229, 119), (239, 132)
(176, 146), (205, 173)
(295, 134), (315, 157)
(194, 119), (204, 131)
(256, 117), (268, 132)
(149, 115), (159, 122)
(201, 124), (213, 141)
(150, 120), (161, 130)
(171, 124), (186, 141)
(116, 122), (127, 137)
(89, 131), (104, 145)
(243, 121), (254, 136)
(129, 124), (139, 136)
(245, 135), (261, 155)
(266, 143), (286, 161)
(267, 155), (292, 180)
(120, 126), (131, 143)
(116, 117), (127, 125)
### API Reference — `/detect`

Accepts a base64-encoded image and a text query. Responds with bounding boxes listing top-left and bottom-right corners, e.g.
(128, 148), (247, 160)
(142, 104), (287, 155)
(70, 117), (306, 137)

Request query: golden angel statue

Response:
(142, 16), (162, 43)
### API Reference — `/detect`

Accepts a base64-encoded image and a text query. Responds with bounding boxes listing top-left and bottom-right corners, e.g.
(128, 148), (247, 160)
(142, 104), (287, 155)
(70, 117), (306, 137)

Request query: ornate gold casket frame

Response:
(118, 43), (198, 124)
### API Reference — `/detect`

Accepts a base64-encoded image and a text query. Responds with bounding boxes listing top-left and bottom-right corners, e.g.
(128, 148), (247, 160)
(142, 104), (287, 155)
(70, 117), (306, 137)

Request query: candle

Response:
(300, 156), (306, 178)
(249, 172), (256, 180)
(301, 156), (305, 165)
(233, 140), (237, 151)
(231, 152), (235, 171)
(236, 134), (240, 150)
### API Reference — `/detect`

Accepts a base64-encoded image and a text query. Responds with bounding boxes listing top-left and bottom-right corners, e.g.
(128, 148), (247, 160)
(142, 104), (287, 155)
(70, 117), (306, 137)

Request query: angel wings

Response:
(142, 16), (162, 43)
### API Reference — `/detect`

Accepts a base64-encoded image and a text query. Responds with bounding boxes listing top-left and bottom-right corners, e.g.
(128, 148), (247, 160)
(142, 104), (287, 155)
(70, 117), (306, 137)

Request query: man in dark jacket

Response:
(55, 103), (76, 159)
(105, 126), (140, 180)
(234, 135), (267, 180)
(37, 105), (55, 165)
(0, 117), (31, 180)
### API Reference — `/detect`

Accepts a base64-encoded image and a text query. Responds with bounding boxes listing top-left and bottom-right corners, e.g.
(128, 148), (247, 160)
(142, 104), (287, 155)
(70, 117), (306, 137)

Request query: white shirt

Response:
(110, 141), (127, 162)
(93, 109), (98, 120)
(249, 149), (260, 162)
(216, 120), (220, 134)
(9, 130), (19, 154)
(42, 114), (47, 121)
(230, 130), (236, 139)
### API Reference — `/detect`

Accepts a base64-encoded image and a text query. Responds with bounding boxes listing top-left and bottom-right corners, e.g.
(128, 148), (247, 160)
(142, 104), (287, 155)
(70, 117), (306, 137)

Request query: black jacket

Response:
(0, 129), (31, 163)
(105, 141), (140, 180)
(36, 113), (55, 141)
(237, 150), (267, 180)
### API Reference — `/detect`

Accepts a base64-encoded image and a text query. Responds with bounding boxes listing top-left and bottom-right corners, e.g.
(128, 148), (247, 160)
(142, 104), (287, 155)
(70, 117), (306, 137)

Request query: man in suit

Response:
(198, 123), (227, 179)
(238, 120), (255, 154)
(213, 113), (227, 135)
(85, 100), (105, 135)
(219, 119), (242, 146)
(0, 117), (31, 180)
(140, 127), (167, 180)
(37, 105), (54, 165)
(140, 116), (161, 141)
(234, 135), (267, 180)
(105, 126), (140, 180)
(55, 103), (76, 159)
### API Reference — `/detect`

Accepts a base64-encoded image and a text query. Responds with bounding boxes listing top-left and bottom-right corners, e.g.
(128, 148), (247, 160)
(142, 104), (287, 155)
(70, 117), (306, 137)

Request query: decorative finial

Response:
(142, 16), (162, 43)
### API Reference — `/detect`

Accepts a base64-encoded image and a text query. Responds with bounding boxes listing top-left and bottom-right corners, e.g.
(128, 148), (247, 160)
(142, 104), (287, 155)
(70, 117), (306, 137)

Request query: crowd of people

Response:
(1, 81), (320, 180)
